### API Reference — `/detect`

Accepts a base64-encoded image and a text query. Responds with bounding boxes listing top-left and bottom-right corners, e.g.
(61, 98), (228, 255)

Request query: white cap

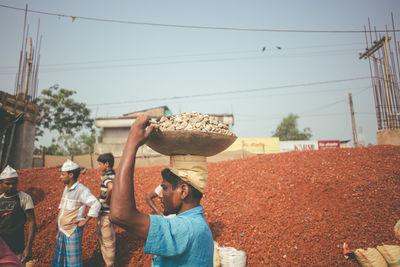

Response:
(0, 165), (18, 180)
(61, 159), (80, 172)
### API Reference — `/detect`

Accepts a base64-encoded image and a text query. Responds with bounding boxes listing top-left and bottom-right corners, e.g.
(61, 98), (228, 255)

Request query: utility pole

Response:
(382, 33), (394, 128)
(359, 34), (393, 128)
(349, 93), (358, 147)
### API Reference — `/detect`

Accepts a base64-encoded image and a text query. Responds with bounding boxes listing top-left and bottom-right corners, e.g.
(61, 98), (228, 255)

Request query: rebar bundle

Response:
(14, 4), (41, 101)
(361, 14), (400, 130)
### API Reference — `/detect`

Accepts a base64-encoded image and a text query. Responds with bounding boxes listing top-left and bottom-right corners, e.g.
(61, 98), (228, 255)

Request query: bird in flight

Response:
(262, 46), (266, 52)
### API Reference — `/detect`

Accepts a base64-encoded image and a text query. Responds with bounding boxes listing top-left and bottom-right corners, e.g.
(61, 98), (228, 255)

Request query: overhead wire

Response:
(0, 4), (398, 33)
(0, 42), (364, 70)
(0, 48), (363, 75)
(0, 4), (383, 141)
(88, 77), (371, 108)
(300, 86), (371, 115)
(234, 86), (372, 122)
(0, 5), (381, 114)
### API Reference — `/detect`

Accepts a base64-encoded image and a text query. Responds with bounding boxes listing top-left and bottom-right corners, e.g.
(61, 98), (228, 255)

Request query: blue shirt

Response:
(144, 206), (213, 267)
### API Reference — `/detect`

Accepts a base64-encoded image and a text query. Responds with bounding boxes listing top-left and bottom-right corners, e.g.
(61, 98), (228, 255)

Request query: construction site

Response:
(1, 5), (400, 267)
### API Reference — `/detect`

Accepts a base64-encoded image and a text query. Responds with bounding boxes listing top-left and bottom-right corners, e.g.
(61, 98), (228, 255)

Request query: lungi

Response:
(52, 226), (83, 267)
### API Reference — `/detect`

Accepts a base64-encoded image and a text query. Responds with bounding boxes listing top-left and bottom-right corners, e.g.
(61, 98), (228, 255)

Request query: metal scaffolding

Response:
(0, 4), (41, 169)
(359, 14), (400, 130)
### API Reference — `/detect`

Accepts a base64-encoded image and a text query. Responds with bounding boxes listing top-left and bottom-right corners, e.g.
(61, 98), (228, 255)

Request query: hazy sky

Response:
(1, 0), (399, 146)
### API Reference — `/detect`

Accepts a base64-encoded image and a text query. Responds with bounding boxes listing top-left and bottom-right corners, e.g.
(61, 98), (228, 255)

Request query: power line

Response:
(0, 43), (363, 69)
(88, 77), (371, 107)
(95, 85), (373, 114)
(235, 87), (374, 124)
(300, 86), (370, 114)
(0, 49), (258, 69)
(236, 112), (349, 122)
(0, 48), (360, 75)
(0, 4), (397, 33)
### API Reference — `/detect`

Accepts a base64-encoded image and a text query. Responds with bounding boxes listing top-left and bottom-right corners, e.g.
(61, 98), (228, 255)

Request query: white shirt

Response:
(57, 181), (101, 236)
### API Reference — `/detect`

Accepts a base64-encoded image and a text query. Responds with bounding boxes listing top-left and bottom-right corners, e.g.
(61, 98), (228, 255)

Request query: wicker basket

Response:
(146, 130), (237, 157)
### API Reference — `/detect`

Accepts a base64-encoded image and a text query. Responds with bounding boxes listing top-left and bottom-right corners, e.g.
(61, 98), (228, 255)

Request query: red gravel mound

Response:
(17, 145), (400, 266)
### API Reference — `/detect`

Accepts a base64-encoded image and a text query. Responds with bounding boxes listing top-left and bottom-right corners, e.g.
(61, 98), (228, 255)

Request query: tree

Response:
(35, 84), (96, 155)
(272, 113), (312, 141)
(36, 84), (94, 137)
(59, 132), (96, 156)
(43, 144), (67, 156)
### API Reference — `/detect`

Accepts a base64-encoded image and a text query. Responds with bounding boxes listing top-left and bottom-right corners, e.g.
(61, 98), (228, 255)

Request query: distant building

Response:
(94, 106), (234, 157)
(340, 140), (351, 148)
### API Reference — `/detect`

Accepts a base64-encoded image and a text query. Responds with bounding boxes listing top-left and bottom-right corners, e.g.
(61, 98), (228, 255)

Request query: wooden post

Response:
(349, 93), (358, 147)
(89, 147), (93, 169)
(241, 140), (244, 159)
(42, 147), (45, 167)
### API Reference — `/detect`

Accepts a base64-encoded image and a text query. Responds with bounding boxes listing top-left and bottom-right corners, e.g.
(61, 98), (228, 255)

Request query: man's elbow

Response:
(109, 210), (119, 223)
(109, 209), (127, 226)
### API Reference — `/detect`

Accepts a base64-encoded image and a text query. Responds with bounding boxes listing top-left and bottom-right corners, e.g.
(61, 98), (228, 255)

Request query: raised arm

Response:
(110, 115), (155, 240)
(145, 189), (163, 216)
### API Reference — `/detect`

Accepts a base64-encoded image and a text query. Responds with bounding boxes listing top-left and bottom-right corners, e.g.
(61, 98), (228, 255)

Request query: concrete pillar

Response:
(376, 129), (400, 145)
(8, 120), (36, 169)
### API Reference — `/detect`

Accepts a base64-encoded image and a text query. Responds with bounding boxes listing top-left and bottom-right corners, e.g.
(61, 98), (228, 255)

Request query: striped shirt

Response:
(99, 169), (115, 214)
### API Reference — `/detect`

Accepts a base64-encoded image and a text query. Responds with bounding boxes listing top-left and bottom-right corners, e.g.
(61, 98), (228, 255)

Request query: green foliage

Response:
(35, 84), (98, 155)
(44, 144), (67, 156)
(36, 84), (94, 137)
(59, 132), (96, 156)
(272, 113), (312, 141)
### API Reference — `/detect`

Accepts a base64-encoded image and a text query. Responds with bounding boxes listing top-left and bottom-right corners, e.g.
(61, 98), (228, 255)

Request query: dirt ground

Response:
(16, 145), (400, 266)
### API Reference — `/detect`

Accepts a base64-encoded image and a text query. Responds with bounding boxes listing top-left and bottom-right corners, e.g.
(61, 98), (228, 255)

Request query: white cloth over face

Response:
(154, 185), (163, 196)
(0, 165), (18, 180)
(61, 159), (80, 172)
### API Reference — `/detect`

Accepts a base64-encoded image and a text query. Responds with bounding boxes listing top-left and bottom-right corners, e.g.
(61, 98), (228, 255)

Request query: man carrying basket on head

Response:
(110, 115), (214, 267)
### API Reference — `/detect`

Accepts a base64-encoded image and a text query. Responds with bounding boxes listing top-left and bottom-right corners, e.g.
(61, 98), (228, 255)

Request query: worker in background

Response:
(0, 165), (37, 264)
(145, 185), (164, 216)
(96, 153), (116, 267)
(146, 185), (176, 219)
(110, 115), (214, 266)
(52, 160), (101, 267)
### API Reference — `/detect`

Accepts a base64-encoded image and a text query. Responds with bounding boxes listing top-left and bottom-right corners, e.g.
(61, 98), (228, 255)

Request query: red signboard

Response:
(318, 140), (340, 150)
